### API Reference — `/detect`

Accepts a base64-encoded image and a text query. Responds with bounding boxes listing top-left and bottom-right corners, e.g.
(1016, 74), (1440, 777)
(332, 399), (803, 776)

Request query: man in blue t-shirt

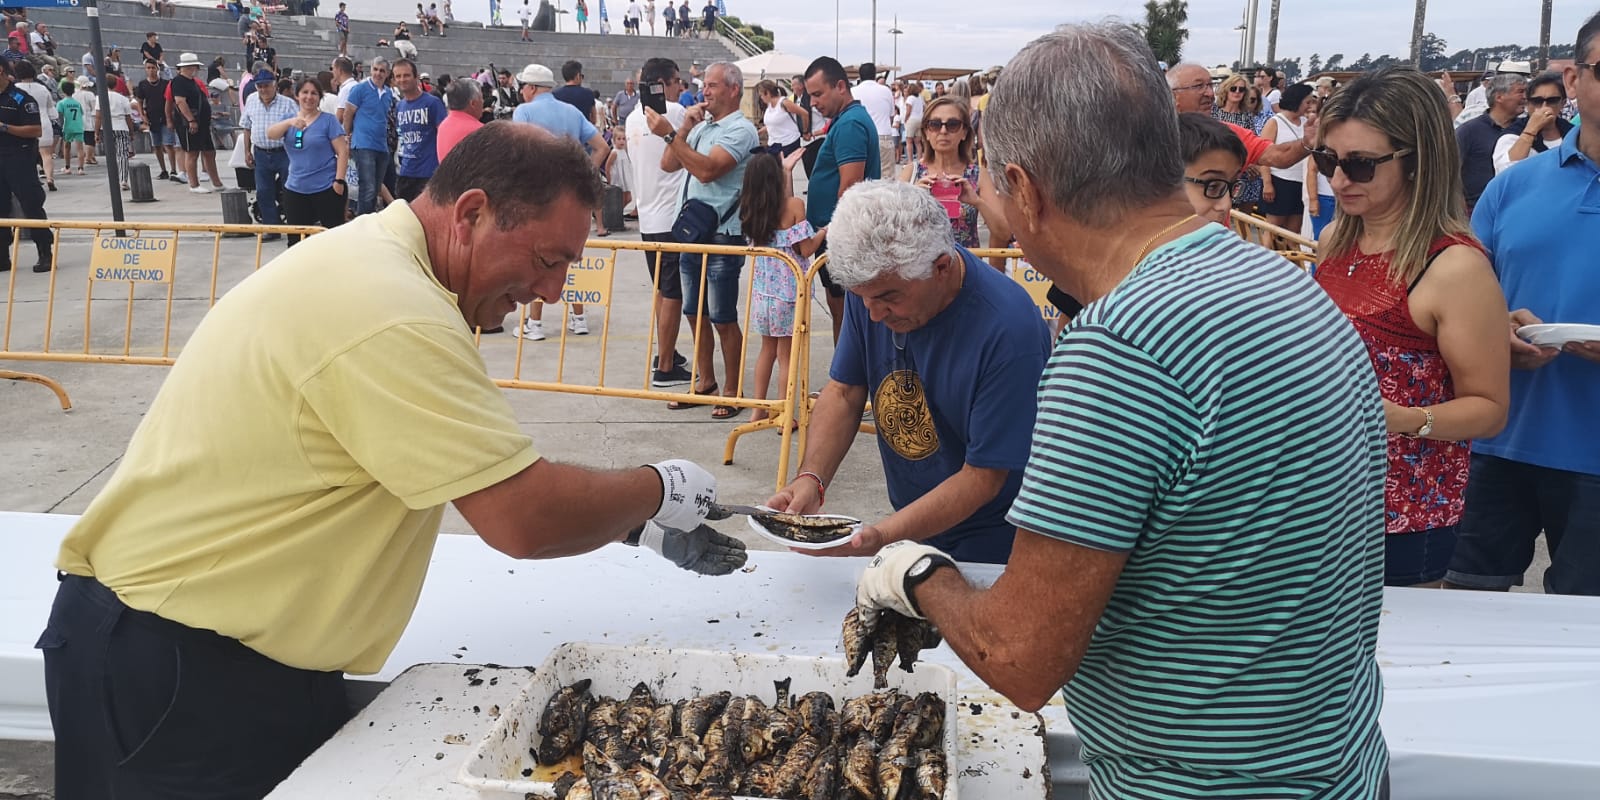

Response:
(1446, 12), (1600, 596)
(766, 181), (1048, 564)
(342, 56), (395, 215)
(803, 56), (880, 341)
(390, 59), (445, 202)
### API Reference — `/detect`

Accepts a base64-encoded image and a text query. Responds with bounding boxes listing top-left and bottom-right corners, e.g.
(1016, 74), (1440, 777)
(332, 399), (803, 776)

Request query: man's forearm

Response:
(1257, 139), (1309, 169)
(795, 380), (868, 484)
(876, 464), (1007, 545)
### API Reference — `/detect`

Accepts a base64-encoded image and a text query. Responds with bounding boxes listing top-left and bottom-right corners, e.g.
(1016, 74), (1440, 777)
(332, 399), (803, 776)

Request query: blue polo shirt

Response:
(1471, 126), (1600, 477)
(829, 247), (1050, 563)
(683, 108), (758, 236)
(807, 100), (880, 230)
(512, 92), (597, 145)
(344, 79), (394, 153)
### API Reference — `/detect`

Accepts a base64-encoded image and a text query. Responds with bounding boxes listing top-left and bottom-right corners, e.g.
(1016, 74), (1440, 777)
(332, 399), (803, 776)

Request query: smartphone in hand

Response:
(642, 82), (668, 115)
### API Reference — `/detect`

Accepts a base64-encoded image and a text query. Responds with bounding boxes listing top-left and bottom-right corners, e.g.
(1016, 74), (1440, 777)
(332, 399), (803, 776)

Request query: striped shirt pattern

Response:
(1007, 225), (1389, 799)
(240, 92), (297, 150)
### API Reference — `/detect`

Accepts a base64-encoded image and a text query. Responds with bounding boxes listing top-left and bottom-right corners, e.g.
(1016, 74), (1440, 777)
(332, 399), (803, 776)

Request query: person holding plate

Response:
(765, 179), (1049, 564)
(1444, 10), (1600, 596)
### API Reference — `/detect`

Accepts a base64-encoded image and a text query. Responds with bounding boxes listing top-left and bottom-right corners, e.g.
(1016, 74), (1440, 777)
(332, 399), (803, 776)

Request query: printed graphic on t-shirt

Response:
(874, 369), (938, 461)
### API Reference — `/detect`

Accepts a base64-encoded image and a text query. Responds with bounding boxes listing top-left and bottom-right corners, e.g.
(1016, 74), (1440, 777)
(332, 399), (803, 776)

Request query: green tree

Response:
(1418, 33), (1449, 70)
(1136, 0), (1190, 65)
(1307, 53), (1322, 75)
(1351, 52), (1373, 70)
(1325, 53), (1345, 70)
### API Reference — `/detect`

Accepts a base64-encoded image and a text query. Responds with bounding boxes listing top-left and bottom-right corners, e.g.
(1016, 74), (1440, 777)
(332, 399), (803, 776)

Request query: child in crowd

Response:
(738, 150), (825, 426)
(56, 80), (86, 174)
(1177, 112), (1248, 228)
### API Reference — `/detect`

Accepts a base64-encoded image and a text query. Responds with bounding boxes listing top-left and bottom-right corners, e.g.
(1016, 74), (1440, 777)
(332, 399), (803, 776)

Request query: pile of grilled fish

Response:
(750, 511), (859, 545)
(536, 678), (948, 799)
(841, 608), (942, 690)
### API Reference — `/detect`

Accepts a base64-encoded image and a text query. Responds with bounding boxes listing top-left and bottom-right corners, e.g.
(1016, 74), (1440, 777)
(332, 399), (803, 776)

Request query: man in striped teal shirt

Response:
(854, 23), (1390, 800)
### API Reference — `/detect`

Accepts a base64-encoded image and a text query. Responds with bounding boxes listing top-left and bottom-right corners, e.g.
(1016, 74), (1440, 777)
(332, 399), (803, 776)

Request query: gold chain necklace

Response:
(1134, 213), (1200, 267)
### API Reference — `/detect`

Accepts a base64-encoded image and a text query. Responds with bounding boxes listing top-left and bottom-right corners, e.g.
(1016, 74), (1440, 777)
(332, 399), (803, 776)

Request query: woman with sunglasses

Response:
(1212, 73), (1267, 212)
(268, 77), (349, 244)
(897, 96), (1001, 250)
(1493, 71), (1573, 174)
(1312, 67), (1510, 587)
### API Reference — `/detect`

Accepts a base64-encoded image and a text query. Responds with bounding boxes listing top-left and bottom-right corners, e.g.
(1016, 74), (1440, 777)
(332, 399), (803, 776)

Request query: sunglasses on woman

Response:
(1307, 148), (1413, 183)
(1526, 94), (1565, 108)
(1228, 86), (1246, 94)
(293, 128), (305, 149)
(1183, 176), (1242, 200)
(924, 118), (964, 133)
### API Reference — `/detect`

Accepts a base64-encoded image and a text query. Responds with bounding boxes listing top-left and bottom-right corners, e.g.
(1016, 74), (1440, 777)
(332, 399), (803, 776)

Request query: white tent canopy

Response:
(733, 50), (813, 82)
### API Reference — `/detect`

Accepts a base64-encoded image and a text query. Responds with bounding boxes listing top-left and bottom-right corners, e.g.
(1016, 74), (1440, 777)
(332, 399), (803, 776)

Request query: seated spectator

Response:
(393, 22), (417, 58)
(765, 180), (1051, 565)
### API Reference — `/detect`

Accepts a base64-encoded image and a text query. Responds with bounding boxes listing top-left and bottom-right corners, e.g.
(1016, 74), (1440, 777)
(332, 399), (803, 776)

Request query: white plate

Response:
(742, 506), (861, 551)
(1517, 323), (1600, 347)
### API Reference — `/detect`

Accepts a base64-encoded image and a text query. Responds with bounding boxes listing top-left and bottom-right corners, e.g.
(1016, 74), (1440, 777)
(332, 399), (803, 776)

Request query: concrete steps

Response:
(27, 0), (738, 96)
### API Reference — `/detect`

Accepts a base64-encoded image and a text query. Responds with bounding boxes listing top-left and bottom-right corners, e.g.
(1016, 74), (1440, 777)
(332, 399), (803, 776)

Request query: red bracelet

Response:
(797, 471), (826, 505)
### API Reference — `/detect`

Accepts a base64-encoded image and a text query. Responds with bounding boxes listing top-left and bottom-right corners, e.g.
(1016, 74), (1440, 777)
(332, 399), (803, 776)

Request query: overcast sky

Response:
(349, 1), (1594, 74)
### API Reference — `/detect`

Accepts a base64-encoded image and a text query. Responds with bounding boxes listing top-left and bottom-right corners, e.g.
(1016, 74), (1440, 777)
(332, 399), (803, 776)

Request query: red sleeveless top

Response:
(1316, 236), (1479, 534)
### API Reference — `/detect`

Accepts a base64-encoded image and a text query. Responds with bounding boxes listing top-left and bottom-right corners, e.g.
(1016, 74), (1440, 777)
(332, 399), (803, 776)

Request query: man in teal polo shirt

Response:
(342, 56), (394, 215)
(1446, 10), (1600, 596)
(804, 55), (881, 341)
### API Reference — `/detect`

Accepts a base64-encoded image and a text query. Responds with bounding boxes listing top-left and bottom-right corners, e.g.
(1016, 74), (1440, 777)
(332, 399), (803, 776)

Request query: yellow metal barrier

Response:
(0, 218), (325, 408)
(1231, 210), (1318, 255)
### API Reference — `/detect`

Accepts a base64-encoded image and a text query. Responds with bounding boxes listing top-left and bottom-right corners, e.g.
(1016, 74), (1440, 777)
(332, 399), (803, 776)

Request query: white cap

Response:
(516, 63), (555, 87)
(176, 52), (203, 67)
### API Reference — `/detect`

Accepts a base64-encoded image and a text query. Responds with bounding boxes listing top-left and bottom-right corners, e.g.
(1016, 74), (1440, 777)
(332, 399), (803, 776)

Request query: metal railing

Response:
(716, 17), (763, 57)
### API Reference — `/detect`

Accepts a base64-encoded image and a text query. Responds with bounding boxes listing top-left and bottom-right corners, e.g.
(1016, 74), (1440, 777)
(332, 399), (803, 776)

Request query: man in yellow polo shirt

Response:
(36, 123), (743, 800)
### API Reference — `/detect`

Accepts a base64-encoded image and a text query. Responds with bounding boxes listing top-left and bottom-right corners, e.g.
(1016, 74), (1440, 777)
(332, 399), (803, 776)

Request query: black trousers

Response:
(394, 175), (428, 202)
(0, 150), (53, 261)
(280, 185), (346, 246)
(799, 137), (823, 179)
(37, 574), (350, 800)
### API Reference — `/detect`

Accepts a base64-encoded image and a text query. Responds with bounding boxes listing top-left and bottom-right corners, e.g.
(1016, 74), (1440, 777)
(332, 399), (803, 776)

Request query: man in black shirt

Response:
(1457, 73), (1526, 212)
(551, 60), (598, 119)
(171, 52), (221, 193)
(138, 32), (163, 70)
(0, 59), (53, 272)
(134, 60), (176, 179)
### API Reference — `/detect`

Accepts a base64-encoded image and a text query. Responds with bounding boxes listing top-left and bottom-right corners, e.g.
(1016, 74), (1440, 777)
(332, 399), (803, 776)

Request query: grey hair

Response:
(1165, 62), (1209, 88)
(825, 181), (953, 289)
(986, 22), (1184, 228)
(1488, 73), (1526, 104)
(369, 55), (391, 69)
(445, 77), (481, 110)
(708, 61), (742, 90)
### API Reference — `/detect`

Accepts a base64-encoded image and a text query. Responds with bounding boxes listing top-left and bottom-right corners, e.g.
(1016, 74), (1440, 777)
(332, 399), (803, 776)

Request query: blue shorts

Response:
(679, 235), (745, 325)
(150, 123), (179, 147)
(1445, 453), (1600, 595)
(1384, 526), (1457, 586)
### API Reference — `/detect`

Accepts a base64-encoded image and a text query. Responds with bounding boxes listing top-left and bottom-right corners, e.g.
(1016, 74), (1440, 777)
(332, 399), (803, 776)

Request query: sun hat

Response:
(176, 52), (203, 68)
(515, 63), (555, 87)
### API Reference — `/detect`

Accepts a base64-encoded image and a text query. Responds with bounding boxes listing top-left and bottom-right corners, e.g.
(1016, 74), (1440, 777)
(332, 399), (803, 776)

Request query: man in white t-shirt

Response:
(517, 0), (534, 40)
(331, 55), (358, 127)
(851, 61), (896, 172)
(625, 57), (692, 387)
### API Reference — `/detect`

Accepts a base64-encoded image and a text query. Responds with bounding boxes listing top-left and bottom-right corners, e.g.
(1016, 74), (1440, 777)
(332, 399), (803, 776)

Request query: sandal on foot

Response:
(667, 381), (717, 411)
(711, 399), (743, 420)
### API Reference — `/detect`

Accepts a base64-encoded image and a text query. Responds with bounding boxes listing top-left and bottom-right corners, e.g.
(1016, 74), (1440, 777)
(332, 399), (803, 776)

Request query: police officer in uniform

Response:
(0, 59), (54, 273)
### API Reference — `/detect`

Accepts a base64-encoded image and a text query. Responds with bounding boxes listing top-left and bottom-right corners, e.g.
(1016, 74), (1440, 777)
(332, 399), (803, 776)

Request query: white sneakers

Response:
(516, 319), (545, 340)
(189, 185), (213, 194)
(567, 314), (589, 336)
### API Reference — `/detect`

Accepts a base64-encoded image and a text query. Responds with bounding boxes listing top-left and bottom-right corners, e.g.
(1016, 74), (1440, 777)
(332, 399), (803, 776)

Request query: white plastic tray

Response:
(744, 507), (861, 551)
(456, 641), (960, 800)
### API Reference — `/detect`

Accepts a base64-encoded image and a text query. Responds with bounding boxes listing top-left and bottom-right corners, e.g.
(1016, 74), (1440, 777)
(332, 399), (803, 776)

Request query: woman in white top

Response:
(901, 83), (924, 162)
(1258, 82), (1314, 240)
(756, 80), (803, 156)
(1492, 72), (1572, 174)
(644, 0), (656, 34)
(1301, 93), (1338, 240)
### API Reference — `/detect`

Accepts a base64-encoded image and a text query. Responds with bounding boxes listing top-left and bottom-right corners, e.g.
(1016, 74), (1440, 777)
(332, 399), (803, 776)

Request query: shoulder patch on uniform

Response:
(23, 101), (37, 114)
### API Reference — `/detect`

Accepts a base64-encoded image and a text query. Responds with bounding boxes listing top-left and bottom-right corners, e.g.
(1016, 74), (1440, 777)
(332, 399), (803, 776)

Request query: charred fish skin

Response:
(894, 617), (940, 674)
(590, 773), (642, 800)
(801, 743), (841, 800)
(537, 679), (596, 765)
(619, 682), (658, 744)
(842, 607), (877, 679)
(587, 697), (622, 731)
(562, 776), (595, 800)
(553, 771), (583, 800)
(910, 692), (944, 751)
(876, 697), (923, 800)
(770, 733), (823, 798)
(915, 749), (947, 799)
(628, 765), (674, 800)
(641, 703), (674, 766)
(841, 735), (878, 800)
(870, 629), (897, 689)
(678, 690), (732, 741)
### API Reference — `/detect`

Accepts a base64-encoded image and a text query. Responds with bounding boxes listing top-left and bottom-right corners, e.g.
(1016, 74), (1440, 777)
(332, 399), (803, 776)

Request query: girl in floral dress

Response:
(740, 151), (826, 425)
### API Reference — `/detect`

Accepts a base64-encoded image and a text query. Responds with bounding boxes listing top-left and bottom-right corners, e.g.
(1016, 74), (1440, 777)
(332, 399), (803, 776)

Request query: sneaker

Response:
(32, 258), (52, 273)
(567, 314), (589, 335)
(651, 364), (693, 387)
(169, 172), (187, 184)
(515, 319), (545, 340)
(651, 351), (688, 370)
(157, 171), (170, 180)
(190, 185), (213, 194)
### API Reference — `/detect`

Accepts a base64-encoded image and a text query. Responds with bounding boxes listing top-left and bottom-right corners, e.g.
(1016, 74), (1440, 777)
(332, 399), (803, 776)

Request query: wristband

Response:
(797, 471), (826, 505)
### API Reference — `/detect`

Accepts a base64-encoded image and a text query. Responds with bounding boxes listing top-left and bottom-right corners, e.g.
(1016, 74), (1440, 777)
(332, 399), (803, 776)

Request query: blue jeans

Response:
(1445, 453), (1600, 595)
(679, 235), (745, 325)
(251, 146), (289, 225)
(351, 147), (391, 216)
(1309, 193), (1338, 240)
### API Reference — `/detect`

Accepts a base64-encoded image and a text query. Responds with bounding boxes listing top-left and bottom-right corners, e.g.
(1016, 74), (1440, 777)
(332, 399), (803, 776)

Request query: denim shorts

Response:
(149, 123), (179, 147)
(679, 235), (745, 324)
(1384, 525), (1457, 586)
(1445, 453), (1600, 595)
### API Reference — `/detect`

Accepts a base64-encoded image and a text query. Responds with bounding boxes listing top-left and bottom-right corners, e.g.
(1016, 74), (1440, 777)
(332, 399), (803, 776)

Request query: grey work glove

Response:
(633, 520), (749, 575)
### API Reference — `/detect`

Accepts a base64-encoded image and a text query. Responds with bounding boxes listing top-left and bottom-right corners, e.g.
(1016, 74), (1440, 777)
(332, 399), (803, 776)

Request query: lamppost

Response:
(871, 0), (877, 65)
(889, 18), (903, 80)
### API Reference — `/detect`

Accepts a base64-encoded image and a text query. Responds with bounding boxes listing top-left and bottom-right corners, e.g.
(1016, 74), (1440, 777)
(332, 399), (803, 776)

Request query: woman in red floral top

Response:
(1312, 68), (1511, 586)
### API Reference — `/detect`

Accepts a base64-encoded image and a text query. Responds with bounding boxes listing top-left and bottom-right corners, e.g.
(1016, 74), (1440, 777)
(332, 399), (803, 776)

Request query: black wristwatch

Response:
(333, 178), (347, 186)
(903, 553), (956, 616)
(660, 130), (676, 145)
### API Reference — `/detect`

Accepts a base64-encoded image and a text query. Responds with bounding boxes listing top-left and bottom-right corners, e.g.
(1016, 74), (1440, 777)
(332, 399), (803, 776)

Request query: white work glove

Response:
(855, 540), (954, 622)
(635, 521), (749, 575)
(646, 459), (717, 531)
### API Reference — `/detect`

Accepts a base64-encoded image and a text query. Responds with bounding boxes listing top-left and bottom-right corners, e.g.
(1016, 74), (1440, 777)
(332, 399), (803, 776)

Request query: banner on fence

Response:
(557, 253), (615, 305)
(89, 233), (179, 283)
(1008, 259), (1059, 322)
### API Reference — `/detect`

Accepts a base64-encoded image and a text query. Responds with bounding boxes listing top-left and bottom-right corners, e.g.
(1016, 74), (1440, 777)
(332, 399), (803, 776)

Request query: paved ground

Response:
(0, 155), (1553, 797)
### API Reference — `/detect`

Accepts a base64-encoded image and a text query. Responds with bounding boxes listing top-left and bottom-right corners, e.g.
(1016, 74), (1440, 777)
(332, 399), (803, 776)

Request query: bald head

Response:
(1166, 63), (1215, 114)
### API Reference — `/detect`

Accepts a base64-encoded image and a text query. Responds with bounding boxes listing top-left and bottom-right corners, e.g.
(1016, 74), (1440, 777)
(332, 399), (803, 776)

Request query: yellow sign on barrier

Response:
(558, 253), (614, 305)
(89, 233), (179, 283)
(1008, 259), (1060, 322)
